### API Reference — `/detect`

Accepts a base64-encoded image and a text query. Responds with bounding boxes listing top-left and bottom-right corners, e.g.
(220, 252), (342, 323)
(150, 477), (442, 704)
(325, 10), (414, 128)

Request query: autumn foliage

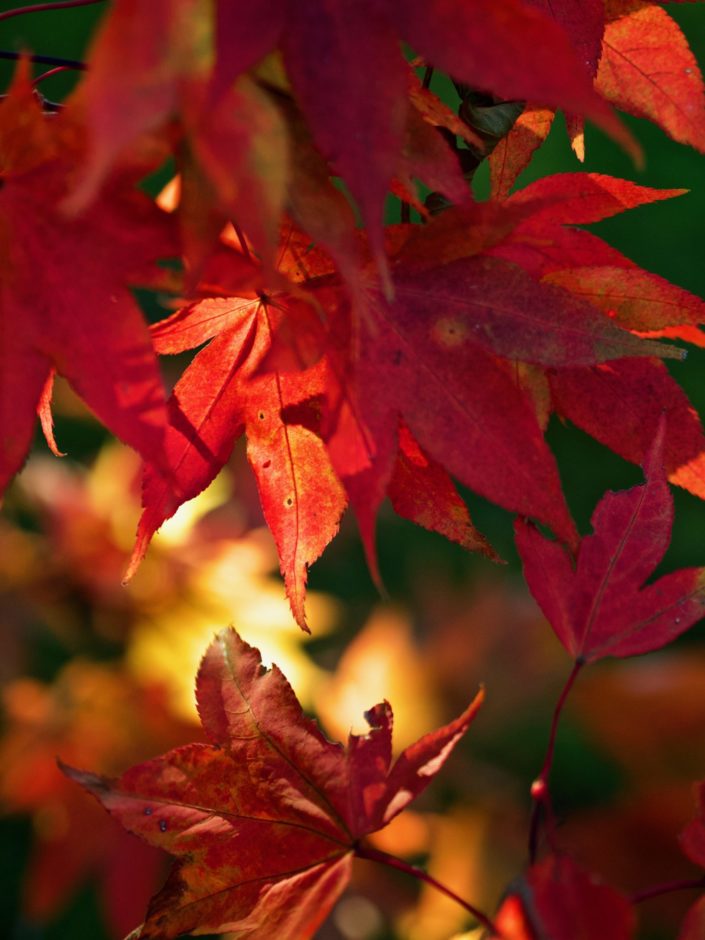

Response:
(5, 0), (705, 937)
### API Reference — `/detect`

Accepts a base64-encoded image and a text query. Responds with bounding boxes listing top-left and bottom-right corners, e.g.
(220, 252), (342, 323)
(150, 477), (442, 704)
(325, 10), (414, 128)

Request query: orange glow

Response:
(316, 606), (441, 751)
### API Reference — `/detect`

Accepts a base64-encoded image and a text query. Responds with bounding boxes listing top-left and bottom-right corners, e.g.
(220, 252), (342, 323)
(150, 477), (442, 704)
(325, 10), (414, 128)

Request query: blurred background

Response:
(3, 2), (705, 938)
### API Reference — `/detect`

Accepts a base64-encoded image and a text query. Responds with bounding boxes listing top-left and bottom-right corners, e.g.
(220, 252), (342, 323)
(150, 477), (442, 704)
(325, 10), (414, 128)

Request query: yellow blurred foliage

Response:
(315, 605), (442, 751)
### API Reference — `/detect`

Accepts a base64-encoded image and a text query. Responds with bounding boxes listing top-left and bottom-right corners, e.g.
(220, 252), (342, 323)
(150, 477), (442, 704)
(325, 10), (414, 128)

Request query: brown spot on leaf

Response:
(431, 317), (468, 348)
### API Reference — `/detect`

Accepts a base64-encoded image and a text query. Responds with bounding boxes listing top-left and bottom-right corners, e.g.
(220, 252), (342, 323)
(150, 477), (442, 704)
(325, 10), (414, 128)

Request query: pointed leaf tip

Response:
(517, 422), (705, 663)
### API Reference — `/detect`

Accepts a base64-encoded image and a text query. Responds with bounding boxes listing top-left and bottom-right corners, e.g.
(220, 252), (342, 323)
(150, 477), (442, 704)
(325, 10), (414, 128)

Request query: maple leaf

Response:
(542, 266), (705, 332)
(481, 174), (692, 298)
(597, 0), (705, 153)
(680, 898), (705, 940)
(0, 63), (173, 497)
(471, 172), (705, 501)
(488, 105), (555, 200)
(503, 171), (687, 225)
(124, 284), (345, 631)
(68, 0), (289, 276)
(392, 0), (622, 126)
(526, 0), (606, 75)
(515, 424), (705, 664)
(320, 278), (579, 580)
(492, 855), (635, 940)
(64, 627), (483, 939)
(321, 175), (694, 571)
(487, 2), (705, 181)
(74, 0), (636, 290)
(391, 254), (674, 367)
(549, 358), (705, 501)
(388, 422), (501, 560)
(128, 225), (514, 621)
(133, 169), (696, 605)
(223, 0), (636, 267)
(677, 784), (705, 940)
(681, 783), (705, 871)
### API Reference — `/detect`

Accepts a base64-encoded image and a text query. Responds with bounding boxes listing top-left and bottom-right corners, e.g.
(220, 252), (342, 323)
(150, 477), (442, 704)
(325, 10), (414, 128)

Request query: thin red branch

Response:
(631, 876), (705, 904)
(355, 842), (499, 934)
(0, 49), (86, 70)
(0, 0), (105, 23)
(32, 65), (72, 85)
(231, 220), (252, 260)
(529, 659), (584, 862)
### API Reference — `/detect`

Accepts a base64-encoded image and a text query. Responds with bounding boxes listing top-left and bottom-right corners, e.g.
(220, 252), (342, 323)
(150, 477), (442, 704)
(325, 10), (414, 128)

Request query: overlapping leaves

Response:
(72, 0), (630, 280)
(0, 63), (175, 495)
(489, 0), (705, 194)
(126, 171), (705, 627)
(4, 2), (705, 634)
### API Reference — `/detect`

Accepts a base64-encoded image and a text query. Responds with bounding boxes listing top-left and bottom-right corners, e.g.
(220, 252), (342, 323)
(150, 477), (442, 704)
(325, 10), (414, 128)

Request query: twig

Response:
(0, 49), (86, 70)
(529, 659), (584, 863)
(355, 842), (499, 935)
(631, 875), (705, 904)
(231, 220), (252, 260)
(0, 0), (105, 23)
(32, 65), (72, 85)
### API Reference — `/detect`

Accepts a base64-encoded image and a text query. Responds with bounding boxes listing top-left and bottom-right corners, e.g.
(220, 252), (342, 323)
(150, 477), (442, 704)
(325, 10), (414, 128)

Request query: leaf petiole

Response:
(528, 659), (584, 862)
(0, 49), (86, 70)
(631, 875), (705, 904)
(354, 842), (499, 934)
(0, 0), (105, 24)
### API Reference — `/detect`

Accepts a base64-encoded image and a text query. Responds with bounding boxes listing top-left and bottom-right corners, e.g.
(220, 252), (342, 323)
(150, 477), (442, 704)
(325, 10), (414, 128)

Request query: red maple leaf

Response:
(676, 784), (705, 940)
(489, 106), (556, 200)
(680, 899), (705, 940)
(216, 0), (635, 283)
(549, 358), (705, 502)
(515, 424), (705, 664)
(122, 246), (347, 630)
(598, 0), (705, 153)
(0, 63), (174, 496)
(64, 627), (482, 939)
(71, 0), (632, 287)
(127, 168), (703, 619)
(492, 855), (635, 940)
(126, 225), (509, 625)
(526, 0), (606, 75)
(681, 783), (705, 871)
(478, 173), (705, 499)
(487, 1), (705, 193)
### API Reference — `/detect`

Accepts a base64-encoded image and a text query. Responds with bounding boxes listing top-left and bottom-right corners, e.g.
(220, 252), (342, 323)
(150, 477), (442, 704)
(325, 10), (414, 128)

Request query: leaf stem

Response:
(631, 875), (705, 904)
(33, 65), (72, 85)
(528, 659), (584, 863)
(0, 49), (86, 70)
(231, 220), (252, 260)
(0, 0), (105, 23)
(355, 842), (499, 934)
